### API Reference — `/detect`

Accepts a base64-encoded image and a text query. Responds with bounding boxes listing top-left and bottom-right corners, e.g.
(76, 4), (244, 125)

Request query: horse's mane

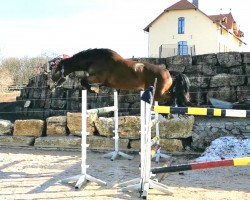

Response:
(72, 48), (120, 59)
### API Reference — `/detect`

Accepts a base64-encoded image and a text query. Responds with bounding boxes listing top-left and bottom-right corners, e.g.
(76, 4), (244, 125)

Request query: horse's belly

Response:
(108, 80), (144, 91)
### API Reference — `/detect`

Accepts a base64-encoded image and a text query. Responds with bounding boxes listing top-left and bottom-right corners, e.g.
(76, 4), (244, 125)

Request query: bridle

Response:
(52, 64), (65, 88)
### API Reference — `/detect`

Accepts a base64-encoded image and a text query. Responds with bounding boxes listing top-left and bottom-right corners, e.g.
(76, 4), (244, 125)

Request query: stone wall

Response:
(0, 114), (194, 152)
(13, 72), (141, 120)
(192, 117), (250, 150)
(1, 113), (249, 151)
(8, 52), (248, 120)
(133, 52), (249, 105)
(0, 52), (249, 152)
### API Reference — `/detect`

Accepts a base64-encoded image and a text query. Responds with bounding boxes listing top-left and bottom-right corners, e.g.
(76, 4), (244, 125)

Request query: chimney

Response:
(192, 0), (199, 8)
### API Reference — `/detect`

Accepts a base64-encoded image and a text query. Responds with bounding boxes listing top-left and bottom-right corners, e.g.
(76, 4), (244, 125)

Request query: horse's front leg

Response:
(81, 78), (99, 93)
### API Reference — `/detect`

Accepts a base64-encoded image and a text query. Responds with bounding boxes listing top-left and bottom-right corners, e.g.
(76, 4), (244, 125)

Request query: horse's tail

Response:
(170, 71), (191, 106)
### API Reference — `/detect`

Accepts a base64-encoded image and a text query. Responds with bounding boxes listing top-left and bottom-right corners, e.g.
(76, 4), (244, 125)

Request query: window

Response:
(178, 17), (185, 34)
(178, 41), (188, 55)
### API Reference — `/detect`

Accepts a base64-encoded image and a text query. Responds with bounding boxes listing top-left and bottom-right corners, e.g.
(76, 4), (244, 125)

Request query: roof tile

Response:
(209, 13), (234, 30)
(165, 0), (197, 11)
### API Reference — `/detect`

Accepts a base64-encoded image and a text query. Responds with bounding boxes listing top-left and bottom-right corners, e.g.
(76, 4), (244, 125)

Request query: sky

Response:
(0, 0), (249, 59)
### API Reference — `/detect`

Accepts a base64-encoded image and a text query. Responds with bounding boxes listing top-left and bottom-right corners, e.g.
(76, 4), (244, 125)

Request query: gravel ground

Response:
(0, 147), (249, 200)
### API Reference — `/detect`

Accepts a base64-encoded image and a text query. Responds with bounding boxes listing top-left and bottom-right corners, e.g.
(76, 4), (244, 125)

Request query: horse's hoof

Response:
(90, 86), (100, 93)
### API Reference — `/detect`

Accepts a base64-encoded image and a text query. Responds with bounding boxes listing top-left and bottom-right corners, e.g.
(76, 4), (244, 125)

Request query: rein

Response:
(61, 65), (65, 78)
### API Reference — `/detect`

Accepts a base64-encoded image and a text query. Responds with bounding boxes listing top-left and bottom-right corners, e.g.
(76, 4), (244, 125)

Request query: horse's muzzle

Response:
(48, 77), (66, 90)
(51, 70), (62, 82)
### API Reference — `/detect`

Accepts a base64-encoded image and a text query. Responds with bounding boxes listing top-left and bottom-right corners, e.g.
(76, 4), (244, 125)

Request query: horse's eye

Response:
(49, 65), (54, 70)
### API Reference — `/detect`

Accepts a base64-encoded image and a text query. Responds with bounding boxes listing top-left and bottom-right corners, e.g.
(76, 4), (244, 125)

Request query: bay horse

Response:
(50, 48), (190, 106)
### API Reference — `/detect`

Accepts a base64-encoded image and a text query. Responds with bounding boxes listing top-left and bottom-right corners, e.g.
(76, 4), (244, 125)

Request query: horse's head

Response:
(49, 57), (66, 89)
(50, 58), (63, 81)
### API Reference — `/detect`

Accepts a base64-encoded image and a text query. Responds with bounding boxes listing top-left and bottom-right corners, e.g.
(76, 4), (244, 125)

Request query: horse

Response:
(50, 48), (190, 106)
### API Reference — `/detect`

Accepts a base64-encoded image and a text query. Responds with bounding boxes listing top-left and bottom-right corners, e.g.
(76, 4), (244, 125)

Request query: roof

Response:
(209, 13), (245, 37)
(165, 0), (197, 11)
(209, 13), (234, 30)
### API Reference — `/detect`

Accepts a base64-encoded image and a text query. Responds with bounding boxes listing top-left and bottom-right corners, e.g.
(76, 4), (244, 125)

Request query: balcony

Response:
(159, 44), (196, 58)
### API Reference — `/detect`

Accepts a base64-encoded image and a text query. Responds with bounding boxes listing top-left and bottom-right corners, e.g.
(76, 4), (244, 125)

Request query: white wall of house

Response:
(216, 27), (242, 53)
(147, 9), (243, 57)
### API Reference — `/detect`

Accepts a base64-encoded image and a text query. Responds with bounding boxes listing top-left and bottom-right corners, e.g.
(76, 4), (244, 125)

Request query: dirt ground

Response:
(0, 92), (249, 199)
(0, 91), (20, 102)
(0, 147), (249, 200)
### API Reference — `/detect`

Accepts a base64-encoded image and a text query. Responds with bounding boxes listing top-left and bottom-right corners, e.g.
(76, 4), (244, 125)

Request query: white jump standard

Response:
(59, 90), (106, 189)
(117, 90), (172, 199)
(102, 91), (133, 161)
(60, 90), (133, 189)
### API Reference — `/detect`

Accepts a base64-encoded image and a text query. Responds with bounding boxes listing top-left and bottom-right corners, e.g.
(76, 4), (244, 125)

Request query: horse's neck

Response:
(63, 58), (88, 75)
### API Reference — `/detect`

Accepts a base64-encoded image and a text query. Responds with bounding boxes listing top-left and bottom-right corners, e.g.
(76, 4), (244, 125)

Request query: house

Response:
(144, 0), (246, 58)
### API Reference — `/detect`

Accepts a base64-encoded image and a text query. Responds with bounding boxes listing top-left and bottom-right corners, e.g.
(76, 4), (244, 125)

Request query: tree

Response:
(0, 56), (50, 85)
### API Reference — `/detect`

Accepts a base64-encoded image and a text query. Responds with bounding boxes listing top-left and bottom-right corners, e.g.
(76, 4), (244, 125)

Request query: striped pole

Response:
(151, 157), (250, 174)
(154, 106), (250, 118)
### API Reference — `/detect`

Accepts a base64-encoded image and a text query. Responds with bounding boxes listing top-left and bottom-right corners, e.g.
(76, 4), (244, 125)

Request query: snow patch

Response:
(196, 136), (250, 162)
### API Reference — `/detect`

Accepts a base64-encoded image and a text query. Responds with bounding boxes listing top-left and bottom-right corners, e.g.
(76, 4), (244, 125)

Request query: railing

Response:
(159, 44), (196, 58)
(0, 85), (26, 92)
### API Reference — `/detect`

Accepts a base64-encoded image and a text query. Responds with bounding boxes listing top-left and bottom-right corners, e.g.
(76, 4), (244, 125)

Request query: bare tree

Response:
(0, 69), (13, 86)
(0, 56), (49, 85)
